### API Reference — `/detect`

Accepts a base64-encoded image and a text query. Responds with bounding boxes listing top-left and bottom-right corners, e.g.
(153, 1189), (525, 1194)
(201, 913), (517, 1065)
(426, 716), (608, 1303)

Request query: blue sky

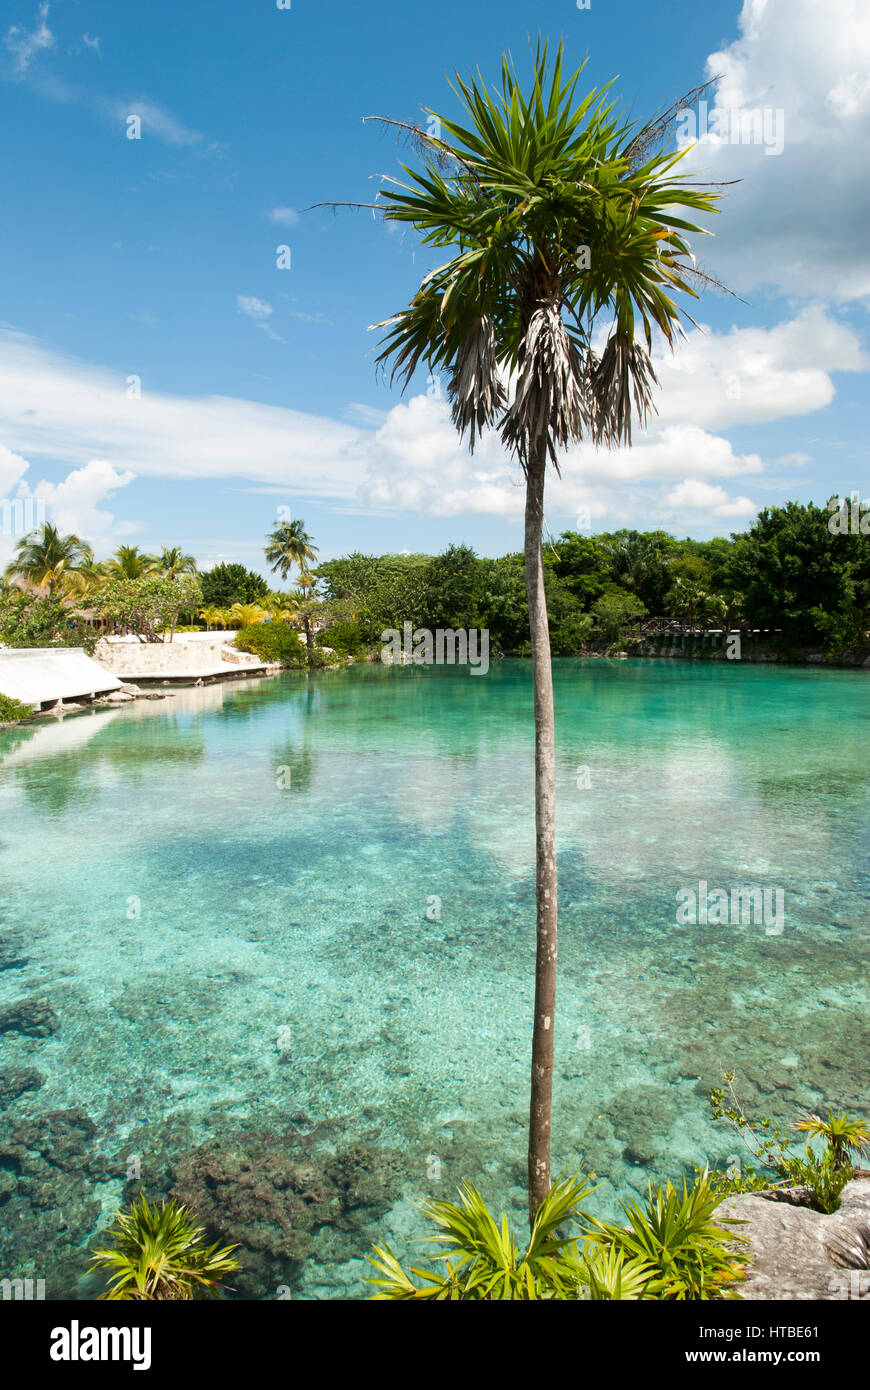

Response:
(1, 0), (868, 577)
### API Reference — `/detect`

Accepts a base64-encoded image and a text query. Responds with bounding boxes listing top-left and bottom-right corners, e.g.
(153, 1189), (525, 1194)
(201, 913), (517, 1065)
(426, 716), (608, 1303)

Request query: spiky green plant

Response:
(89, 1193), (240, 1301)
(793, 1111), (870, 1172)
(368, 1174), (596, 1300)
(368, 1169), (744, 1300)
(586, 1170), (747, 1300)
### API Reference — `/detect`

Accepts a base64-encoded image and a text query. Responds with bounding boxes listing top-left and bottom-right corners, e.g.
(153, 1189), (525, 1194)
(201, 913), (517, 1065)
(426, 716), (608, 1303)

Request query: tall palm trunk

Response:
(524, 432), (558, 1225)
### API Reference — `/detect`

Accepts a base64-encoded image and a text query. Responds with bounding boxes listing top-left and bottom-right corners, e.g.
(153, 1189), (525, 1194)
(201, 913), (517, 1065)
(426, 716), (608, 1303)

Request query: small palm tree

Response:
(102, 545), (158, 580)
(199, 605), (225, 631)
(368, 1175), (598, 1300)
(268, 592), (301, 622)
(89, 1192), (240, 1301)
(158, 546), (198, 579)
(229, 601), (269, 627)
(265, 519), (318, 584)
(353, 42), (720, 1223)
(793, 1111), (870, 1172)
(4, 522), (94, 598)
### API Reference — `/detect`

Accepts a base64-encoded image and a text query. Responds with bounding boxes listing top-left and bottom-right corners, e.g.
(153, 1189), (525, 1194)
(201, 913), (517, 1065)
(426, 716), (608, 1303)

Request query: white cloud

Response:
(0, 443), (30, 497)
(31, 459), (135, 546)
(0, 456), (135, 569)
(0, 305), (863, 540)
(82, 33), (101, 55)
(111, 97), (203, 148)
(237, 296), (286, 343)
(265, 207), (299, 227)
(5, 3), (53, 73)
(663, 480), (757, 517)
(677, 0), (870, 300)
(236, 295), (274, 321)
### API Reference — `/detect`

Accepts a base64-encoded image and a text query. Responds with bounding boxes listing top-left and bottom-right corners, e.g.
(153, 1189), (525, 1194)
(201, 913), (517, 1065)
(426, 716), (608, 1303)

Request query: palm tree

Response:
(268, 592), (301, 623)
(793, 1111), (870, 1173)
(102, 545), (158, 580)
(4, 522), (94, 598)
(358, 44), (719, 1222)
(158, 547), (198, 580)
(264, 519), (318, 585)
(199, 605), (226, 631)
(664, 577), (714, 631)
(229, 602), (270, 628)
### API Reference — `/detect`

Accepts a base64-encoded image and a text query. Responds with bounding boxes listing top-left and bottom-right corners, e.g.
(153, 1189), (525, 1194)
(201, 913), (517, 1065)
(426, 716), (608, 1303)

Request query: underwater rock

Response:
(607, 1083), (677, 1164)
(0, 941), (28, 972)
(722, 1178), (870, 1299)
(0, 1067), (44, 1108)
(0, 1107), (112, 1294)
(124, 1113), (411, 1300)
(0, 998), (59, 1037)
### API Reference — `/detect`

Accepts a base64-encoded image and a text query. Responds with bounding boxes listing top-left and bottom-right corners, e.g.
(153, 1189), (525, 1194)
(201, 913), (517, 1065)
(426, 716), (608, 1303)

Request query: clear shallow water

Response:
(0, 659), (868, 1298)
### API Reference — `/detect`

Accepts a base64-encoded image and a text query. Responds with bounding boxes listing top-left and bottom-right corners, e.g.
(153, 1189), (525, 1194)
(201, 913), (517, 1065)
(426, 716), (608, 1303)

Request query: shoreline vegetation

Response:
(2, 494), (870, 723)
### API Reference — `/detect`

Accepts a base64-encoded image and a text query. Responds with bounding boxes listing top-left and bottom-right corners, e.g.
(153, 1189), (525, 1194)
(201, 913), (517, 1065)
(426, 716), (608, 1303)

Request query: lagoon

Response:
(1, 659), (868, 1298)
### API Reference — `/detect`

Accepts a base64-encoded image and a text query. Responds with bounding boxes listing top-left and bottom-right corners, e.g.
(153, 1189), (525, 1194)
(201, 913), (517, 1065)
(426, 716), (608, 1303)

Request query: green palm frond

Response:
(89, 1193), (240, 1301)
(367, 42), (720, 462)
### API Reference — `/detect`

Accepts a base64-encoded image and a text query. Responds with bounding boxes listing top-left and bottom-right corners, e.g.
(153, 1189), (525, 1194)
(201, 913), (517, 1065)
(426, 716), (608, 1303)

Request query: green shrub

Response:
(234, 622), (305, 666)
(318, 619), (367, 658)
(0, 592), (99, 655)
(367, 1170), (745, 1300)
(587, 1171), (747, 1299)
(0, 692), (33, 724)
(88, 1192), (240, 1301)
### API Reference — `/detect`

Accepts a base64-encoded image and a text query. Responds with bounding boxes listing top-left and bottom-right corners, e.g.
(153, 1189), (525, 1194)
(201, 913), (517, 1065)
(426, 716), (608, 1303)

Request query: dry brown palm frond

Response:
(361, 116), (480, 181)
(591, 334), (658, 448)
(500, 306), (590, 471)
(448, 315), (507, 451)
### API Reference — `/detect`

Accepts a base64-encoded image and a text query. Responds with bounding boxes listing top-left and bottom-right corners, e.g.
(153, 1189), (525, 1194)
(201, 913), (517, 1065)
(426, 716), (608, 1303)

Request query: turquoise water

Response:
(1, 659), (868, 1298)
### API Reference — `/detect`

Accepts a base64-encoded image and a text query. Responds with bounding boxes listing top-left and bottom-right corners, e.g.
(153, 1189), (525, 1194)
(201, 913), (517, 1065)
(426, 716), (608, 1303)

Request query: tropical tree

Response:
(102, 545), (158, 581)
(356, 43), (719, 1221)
(96, 574), (202, 643)
(228, 602), (270, 627)
(201, 562), (269, 609)
(4, 522), (94, 598)
(157, 547), (198, 580)
(199, 606), (226, 631)
(599, 530), (674, 612)
(267, 591), (300, 622)
(664, 577), (715, 631)
(264, 519), (318, 585)
(592, 590), (647, 645)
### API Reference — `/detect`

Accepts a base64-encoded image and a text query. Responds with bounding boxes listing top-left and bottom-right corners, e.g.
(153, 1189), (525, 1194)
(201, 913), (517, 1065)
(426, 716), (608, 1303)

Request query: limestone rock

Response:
(721, 1178), (870, 1299)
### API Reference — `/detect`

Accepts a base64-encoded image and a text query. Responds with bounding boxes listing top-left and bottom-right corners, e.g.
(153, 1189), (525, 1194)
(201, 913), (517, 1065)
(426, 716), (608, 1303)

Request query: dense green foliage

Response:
(0, 692), (33, 724)
(317, 619), (369, 658)
(315, 498), (870, 657)
(234, 622), (306, 666)
(0, 590), (99, 654)
(200, 562), (269, 608)
(368, 1170), (745, 1300)
(88, 1192), (240, 1301)
(95, 575), (203, 643)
